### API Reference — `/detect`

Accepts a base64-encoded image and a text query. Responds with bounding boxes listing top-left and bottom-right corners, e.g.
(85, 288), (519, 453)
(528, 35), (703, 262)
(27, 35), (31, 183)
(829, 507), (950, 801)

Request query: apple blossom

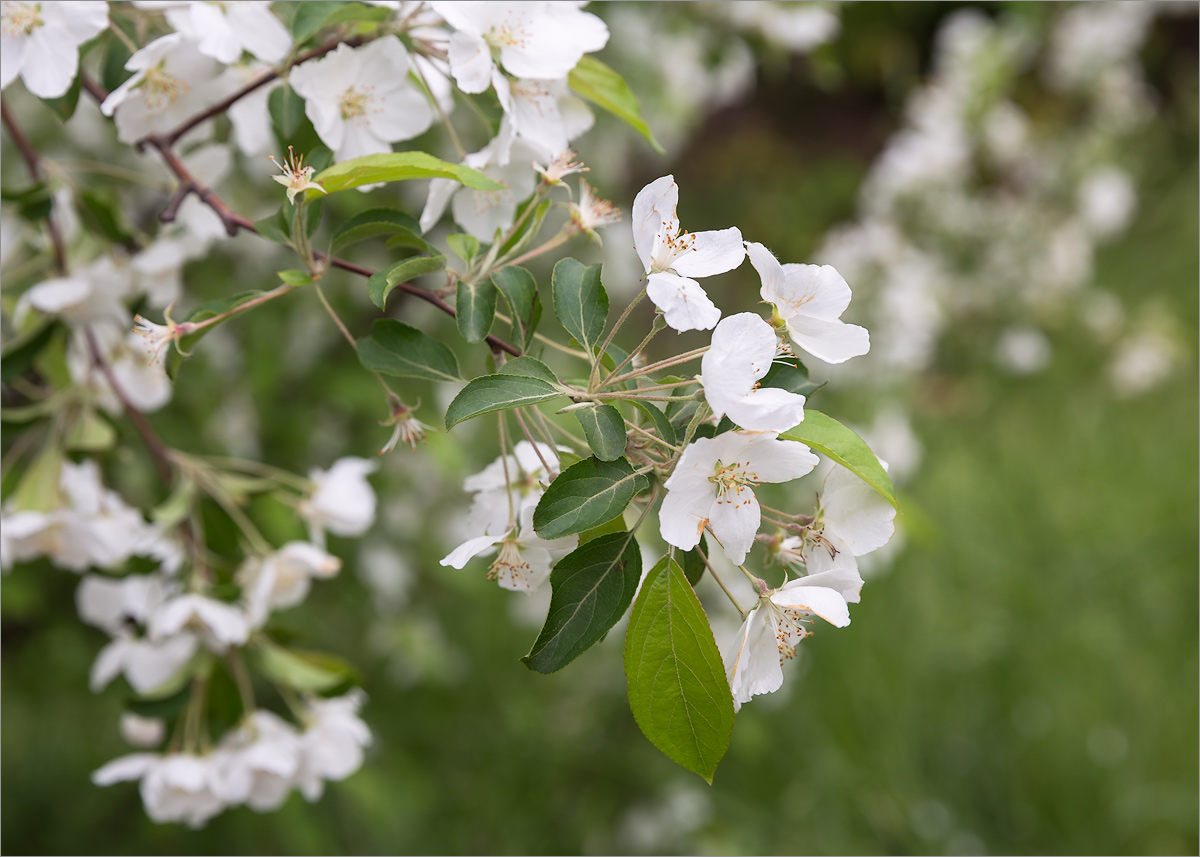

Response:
(214, 711), (303, 812)
(701, 312), (807, 432)
(660, 431), (818, 565)
(632, 175), (744, 332)
(800, 463), (897, 576)
(298, 457), (379, 544)
(745, 241), (870, 364)
(150, 593), (250, 649)
(93, 752), (227, 827)
(440, 506), (577, 593)
(270, 147), (327, 205)
(295, 690), (373, 801)
(0, 1), (108, 99)
(239, 541), (342, 628)
(133, 1), (291, 65)
(462, 440), (562, 536)
(288, 37), (433, 163)
(89, 631), (199, 693)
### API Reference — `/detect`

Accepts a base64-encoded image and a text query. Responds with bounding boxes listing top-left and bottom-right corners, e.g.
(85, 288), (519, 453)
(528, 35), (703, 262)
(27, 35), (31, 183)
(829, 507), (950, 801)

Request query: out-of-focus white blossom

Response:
(0, 1), (108, 98)
(133, 1), (291, 64)
(295, 690), (372, 801)
(299, 458), (379, 543)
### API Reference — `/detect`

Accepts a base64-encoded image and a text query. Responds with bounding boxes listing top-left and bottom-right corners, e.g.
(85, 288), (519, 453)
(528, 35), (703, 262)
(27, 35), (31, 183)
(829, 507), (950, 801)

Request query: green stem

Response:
(185, 282), (297, 333)
(589, 287), (647, 390)
(605, 345), (709, 387)
(228, 649), (257, 716)
(697, 544), (748, 618)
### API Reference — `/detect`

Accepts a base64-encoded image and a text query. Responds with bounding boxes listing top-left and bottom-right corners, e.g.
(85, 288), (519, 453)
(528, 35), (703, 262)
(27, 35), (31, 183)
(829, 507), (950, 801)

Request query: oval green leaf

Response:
(533, 456), (648, 540)
(445, 374), (563, 429)
(551, 258), (608, 356)
(780, 409), (897, 509)
(330, 207), (424, 254)
(456, 279), (497, 343)
(312, 152), (503, 196)
(624, 556), (734, 784)
(492, 265), (539, 350)
(498, 356), (558, 384)
(356, 319), (462, 383)
(573, 403), (627, 461)
(568, 56), (665, 154)
(521, 530), (642, 674)
(367, 255), (447, 310)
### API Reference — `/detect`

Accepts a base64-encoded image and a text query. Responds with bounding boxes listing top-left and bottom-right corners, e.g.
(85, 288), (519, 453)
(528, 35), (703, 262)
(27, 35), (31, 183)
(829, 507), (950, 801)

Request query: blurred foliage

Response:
(2, 2), (1197, 854)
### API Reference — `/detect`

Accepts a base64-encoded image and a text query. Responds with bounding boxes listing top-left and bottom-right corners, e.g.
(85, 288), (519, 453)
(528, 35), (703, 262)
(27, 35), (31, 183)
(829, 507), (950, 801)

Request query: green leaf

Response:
(579, 514), (629, 545)
(447, 233), (480, 264)
(312, 152), (503, 196)
(254, 207), (292, 246)
(573, 403), (627, 461)
(10, 443), (63, 513)
(625, 556), (735, 783)
(356, 319), (462, 383)
(252, 640), (356, 693)
(445, 374), (563, 429)
(268, 84), (307, 141)
(628, 399), (677, 449)
(568, 56), (665, 154)
(64, 408), (116, 452)
(533, 456), (648, 540)
(760, 360), (825, 399)
(522, 531), (643, 674)
(168, 291), (265, 380)
(78, 189), (134, 244)
(492, 265), (540, 350)
(330, 207), (425, 255)
(551, 258), (608, 356)
(276, 269), (312, 286)
(497, 356), (558, 384)
(288, 0), (348, 43)
(317, 1), (390, 28)
(100, 30), (132, 93)
(456, 279), (496, 343)
(367, 255), (447, 310)
(1, 319), (61, 384)
(496, 197), (552, 259)
(781, 410), (898, 509)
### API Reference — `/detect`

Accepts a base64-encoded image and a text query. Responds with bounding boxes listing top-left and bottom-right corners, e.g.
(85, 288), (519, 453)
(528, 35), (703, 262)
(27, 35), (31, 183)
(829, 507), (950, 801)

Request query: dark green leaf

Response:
(447, 233), (480, 264)
(100, 30), (132, 93)
(288, 0), (346, 43)
(568, 56), (665, 154)
(367, 255), (447, 310)
(533, 456), (648, 540)
(330, 207), (424, 254)
(268, 84), (307, 141)
(573, 403), (627, 461)
(456, 279), (497, 343)
(497, 356), (558, 384)
(625, 556), (734, 783)
(356, 319), (462, 383)
(77, 189), (134, 244)
(312, 152), (503, 196)
(1, 319), (61, 384)
(522, 531), (642, 674)
(445, 374), (563, 428)
(628, 399), (677, 449)
(496, 197), (552, 258)
(781, 410), (898, 508)
(551, 258), (608, 356)
(492, 265), (540, 350)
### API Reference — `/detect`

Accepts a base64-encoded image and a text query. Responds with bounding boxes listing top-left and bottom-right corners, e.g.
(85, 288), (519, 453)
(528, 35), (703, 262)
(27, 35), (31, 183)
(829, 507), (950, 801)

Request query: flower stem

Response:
(589, 287), (647, 390)
(605, 345), (709, 387)
(697, 544), (747, 618)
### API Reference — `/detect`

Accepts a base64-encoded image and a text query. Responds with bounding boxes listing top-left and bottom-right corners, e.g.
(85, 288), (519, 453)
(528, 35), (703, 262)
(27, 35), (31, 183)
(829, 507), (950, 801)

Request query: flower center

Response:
(769, 603), (814, 661)
(140, 65), (189, 111)
(487, 538), (532, 589)
(650, 222), (696, 273)
(1, 2), (42, 37)
(708, 459), (757, 498)
(339, 86), (373, 120)
(485, 21), (526, 49)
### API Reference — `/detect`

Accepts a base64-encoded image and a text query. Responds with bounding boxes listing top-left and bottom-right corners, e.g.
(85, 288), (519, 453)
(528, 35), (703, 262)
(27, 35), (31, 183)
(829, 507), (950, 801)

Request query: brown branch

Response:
(1, 96), (67, 274)
(77, 76), (524, 357)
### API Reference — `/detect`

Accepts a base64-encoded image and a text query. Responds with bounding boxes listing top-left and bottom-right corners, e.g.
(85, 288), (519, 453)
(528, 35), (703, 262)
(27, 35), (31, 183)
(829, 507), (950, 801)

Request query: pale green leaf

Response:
(780, 410), (898, 508)
(311, 152), (503, 196)
(551, 257), (608, 356)
(568, 56), (665, 154)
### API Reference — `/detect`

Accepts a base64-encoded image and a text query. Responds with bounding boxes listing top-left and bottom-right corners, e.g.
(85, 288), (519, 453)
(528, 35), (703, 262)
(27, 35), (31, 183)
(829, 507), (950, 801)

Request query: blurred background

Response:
(3, 1), (1197, 853)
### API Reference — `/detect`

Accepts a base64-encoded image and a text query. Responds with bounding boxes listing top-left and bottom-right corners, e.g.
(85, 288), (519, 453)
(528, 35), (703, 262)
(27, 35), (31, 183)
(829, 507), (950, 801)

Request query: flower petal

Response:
(724, 606), (783, 708)
(709, 484), (760, 565)
(671, 227), (745, 279)
(646, 272), (720, 332)
(440, 534), (503, 569)
(788, 315), (870, 364)
(632, 175), (677, 272)
(770, 583), (851, 628)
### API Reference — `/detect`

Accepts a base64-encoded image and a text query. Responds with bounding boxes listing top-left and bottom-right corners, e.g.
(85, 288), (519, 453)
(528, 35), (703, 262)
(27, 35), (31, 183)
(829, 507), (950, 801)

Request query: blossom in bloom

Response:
(239, 542), (342, 628)
(745, 241), (870, 364)
(633, 175), (744, 332)
(214, 711), (303, 812)
(133, 310), (190, 364)
(100, 34), (226, 144)
(295, 690), (372, 801)
(701, 312), (807, 432)
(461, 440), (561, 535)
(492, 73), (594, 164)
(723, 574), (854, 708)
(67, 324), (174, 415)
(76, 573), (170, 635)
(298, 458), (379, 544)
(431, 1), (608, 94)
(440, 506), (576, 593)
(288, 36), (433, 163)
(270, 146), (327, 205)
(0, 1), (108, 99)
(378, 396), (428, 454)
(800, 463), (897, 576)
(93, 752), (226, 827)
(220, 60), (281, 155)
(90, 631), (199, 694)
(132, 0), (291, 64)
(150, 593), (250, 650)
(660, 431), (818, 565)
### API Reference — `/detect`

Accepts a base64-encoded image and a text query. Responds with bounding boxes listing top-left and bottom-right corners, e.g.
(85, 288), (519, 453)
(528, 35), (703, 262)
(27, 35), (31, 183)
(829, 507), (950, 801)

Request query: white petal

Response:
(725, 607), (783, 707)
(92, 753), (159, 786)
(440, 534), (503, 569)
(727, 386), (807, 434)
(778, 263), (853, 321)
(631, 176), (677, 272)
(788, 315), (870, 364)
(709, 484), (760, 566)
(672, 227), (745, 279)
(21, 28), (79, 99)
(736, 434), (820, 485)
(447, 30), (492, 94)
(0, 32), (30, 90)
(646, 272), (720, 332)
(770, 583), (851, 628)
(657, 474), (714, 553)
(745, 241), (786, 297)
(797, 565), (864, 604)
(821, 465), (896, 555)
(228, 3), (291, 63)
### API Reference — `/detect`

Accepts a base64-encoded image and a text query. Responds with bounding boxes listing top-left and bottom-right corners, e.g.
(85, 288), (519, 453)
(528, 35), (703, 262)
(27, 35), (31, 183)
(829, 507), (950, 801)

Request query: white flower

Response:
(295, 690), (372, 802)
(151, 593), (250, 650)
(90, 631), (199, 693)
(100, 33), (226, 144)
(221, 60), (281, 155)
(724, 575), (854, 709)
(701, 312), (807, 432)
(239, 542), (342, 628)
(93, 752), (227, 827)
(133, 0), (291, 64)
(270, 146), (327, 205)
(214, 711), (303, 812)
(462, 440), (561, 535)
(492, 73), (594, 163)
(120, 713), (167, 748)
(745, 241), (870, 364)
(800, 464), (897, 576)
(76, 573), (170, 634)
(298, 457), (378, 544)
(289, 37), (433, 163)
(67, 323), (174, 415)
(660, 431), (818, 565)
(419, 129), (539, 240)
(440, 506), (576, 593)
(632, 175), (744, 332)
(431, 1), (608, 93)
(133, 311), (189, 364)
(0, 1), (108, 99)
